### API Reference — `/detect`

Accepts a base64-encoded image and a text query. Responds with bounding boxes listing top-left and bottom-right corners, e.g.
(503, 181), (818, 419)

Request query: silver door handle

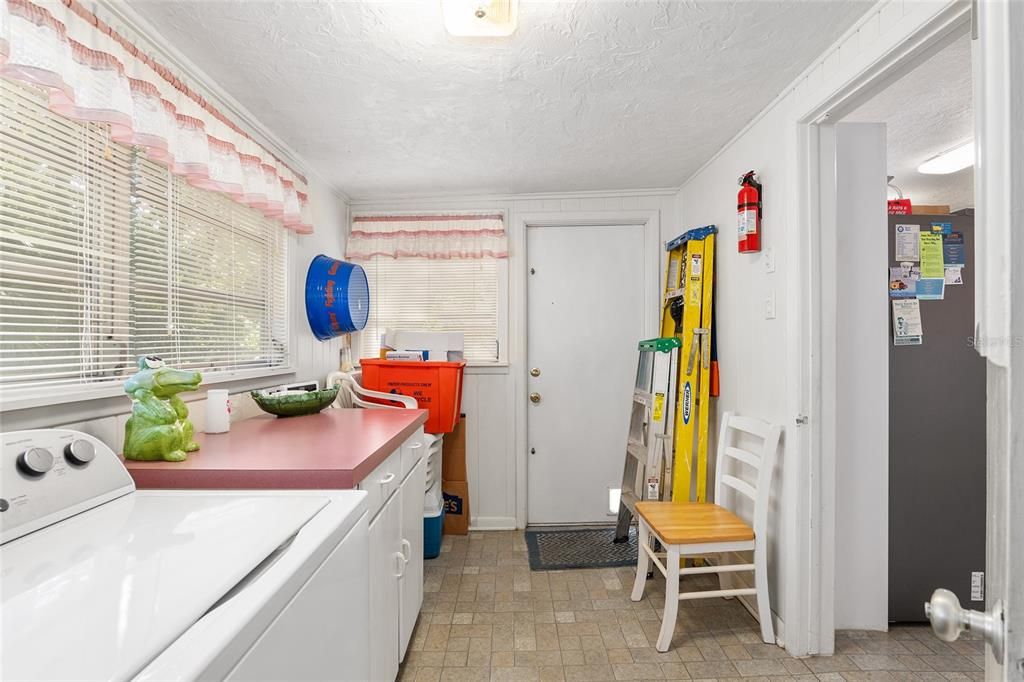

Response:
(925, 589), (1004, 660)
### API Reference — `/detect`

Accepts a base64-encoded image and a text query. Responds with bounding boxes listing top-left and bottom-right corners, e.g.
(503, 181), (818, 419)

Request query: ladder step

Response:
(626, 442), (646, 461)
(664, 287), (685, 300)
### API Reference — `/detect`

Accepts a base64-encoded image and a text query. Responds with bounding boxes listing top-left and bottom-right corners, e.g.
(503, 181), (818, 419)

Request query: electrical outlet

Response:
(764, 292), (776, 320)
(762, 247), (776, 274)
(971, 572), (984, 601)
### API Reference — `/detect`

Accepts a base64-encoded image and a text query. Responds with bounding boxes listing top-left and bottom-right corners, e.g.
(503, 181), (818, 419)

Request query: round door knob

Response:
(65, 439), (96, 465)
(925, 589), (963, 642)
(18, 447), (55, 476)
(530, 367), (541, 377)
(529, 392), (542, 404)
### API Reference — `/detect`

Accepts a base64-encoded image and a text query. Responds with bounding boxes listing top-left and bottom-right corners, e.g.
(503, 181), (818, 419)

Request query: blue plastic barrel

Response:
(305, 255), (370, 340)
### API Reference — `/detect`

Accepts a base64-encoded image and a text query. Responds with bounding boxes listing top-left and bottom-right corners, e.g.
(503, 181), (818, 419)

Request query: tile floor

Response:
(399, 531), (987, 682)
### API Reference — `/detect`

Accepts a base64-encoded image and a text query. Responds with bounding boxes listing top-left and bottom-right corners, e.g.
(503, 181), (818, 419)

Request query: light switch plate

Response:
(762, 247), (776, 274)
(765, 292), (776, 320)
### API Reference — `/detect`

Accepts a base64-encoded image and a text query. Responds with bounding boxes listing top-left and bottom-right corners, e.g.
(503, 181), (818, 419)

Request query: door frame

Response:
(794, 1), (976, 657)
(513, 210), (662, 528)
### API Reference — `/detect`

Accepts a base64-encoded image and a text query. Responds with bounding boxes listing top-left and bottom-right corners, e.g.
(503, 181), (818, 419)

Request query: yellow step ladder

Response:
(660, 226), (718, 503)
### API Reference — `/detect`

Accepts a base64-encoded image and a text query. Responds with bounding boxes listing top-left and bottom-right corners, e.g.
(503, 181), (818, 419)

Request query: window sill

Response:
(465, 364), (510, 375)
(0, 366), (297, 413)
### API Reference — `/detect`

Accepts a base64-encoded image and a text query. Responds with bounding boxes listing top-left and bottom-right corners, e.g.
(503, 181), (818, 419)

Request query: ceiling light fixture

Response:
(918, 141), (975, 175)
(441, 0), (518, 37)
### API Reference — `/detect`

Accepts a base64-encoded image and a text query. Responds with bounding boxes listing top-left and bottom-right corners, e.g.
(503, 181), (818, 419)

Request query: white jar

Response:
(205, 389), (231, 434)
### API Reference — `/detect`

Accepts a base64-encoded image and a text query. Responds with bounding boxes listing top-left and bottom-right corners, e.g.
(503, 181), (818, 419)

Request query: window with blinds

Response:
(0, 80), (289, 398)
(359, 257), (500, 364)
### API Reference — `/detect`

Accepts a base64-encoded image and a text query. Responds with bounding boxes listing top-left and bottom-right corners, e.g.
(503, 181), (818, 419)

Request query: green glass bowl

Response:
(251, 386), (340, 418)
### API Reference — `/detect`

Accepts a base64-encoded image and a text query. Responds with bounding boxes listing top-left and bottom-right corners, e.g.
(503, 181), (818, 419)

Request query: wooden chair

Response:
(631, 411), (781, 652)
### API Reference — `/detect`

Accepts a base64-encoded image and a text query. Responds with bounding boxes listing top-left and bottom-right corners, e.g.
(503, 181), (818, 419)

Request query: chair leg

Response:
(656, 545), (680, 652)
(717, 552), (734, 597)
(631, 519), (650, 602)
(754, 542), (775, 644)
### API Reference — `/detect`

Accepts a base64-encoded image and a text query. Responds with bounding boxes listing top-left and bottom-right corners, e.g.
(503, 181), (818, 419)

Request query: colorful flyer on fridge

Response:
(916, 277), (946, 300)
(919, 232), (945, 278)
(943, 231), (965, 266)
(892, 299), (923, 346)
(895, 224), (920, 261)
(889, 266), (918, 298)
(930, 221), (953, 234)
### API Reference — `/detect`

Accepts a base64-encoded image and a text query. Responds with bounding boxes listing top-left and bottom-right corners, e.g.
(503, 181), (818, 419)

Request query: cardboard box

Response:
(442, 414), (468, 481)
(381, 330), (465, 362)
(442, 479), (470, 535)
(912, 205), (950, 215)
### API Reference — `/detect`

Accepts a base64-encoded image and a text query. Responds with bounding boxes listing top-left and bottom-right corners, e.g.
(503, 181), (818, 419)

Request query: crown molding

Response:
(348, 186), (679, 206)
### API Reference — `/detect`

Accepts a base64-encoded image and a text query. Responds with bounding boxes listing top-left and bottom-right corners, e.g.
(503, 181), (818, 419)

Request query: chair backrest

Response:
(713, 412), (782, 542)
(326, 370), (418, 410)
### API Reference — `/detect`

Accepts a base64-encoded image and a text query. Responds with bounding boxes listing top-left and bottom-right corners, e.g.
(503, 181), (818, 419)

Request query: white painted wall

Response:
(350, 191), (677, 531)
(673, 0), (965, 653)
(831, 123), (889, 630)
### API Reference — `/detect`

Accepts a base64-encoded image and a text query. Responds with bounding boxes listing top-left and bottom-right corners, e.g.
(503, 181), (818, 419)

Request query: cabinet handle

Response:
(408, 441), (423, 450)
(394, 551), (406, 578)
(401, 538), (412, 564)
(379, 472), (396, 487)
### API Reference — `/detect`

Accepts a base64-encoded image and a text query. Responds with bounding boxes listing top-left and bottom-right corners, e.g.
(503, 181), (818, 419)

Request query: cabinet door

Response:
(399, 456), (427, 660)
(368, 494), (402, 682)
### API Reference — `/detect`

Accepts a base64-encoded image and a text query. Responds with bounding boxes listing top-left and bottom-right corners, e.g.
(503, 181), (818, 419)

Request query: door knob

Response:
(529, 392), (542, 404)
(925, 588), (1004, 660)
(530, 367), (541, 377)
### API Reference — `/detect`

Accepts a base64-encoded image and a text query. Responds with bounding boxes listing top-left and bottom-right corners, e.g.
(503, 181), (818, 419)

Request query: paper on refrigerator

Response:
(895, 224), (920, 261)
(892, 299), (923, 346)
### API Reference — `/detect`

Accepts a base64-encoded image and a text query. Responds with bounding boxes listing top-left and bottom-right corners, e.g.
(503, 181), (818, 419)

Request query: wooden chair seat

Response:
(635, 501), (754, 545)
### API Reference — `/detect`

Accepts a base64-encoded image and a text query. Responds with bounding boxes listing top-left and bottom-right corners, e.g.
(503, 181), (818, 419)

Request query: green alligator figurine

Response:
(123, 356), (202, 462)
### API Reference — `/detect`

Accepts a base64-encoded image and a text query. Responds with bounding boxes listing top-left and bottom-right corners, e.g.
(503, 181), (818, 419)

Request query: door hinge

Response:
(795, 414), (809, 426)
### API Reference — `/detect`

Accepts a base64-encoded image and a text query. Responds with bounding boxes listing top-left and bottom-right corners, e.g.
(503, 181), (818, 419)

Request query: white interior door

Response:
(526, 224), (646, 524)
(958, 1), (1023, 674)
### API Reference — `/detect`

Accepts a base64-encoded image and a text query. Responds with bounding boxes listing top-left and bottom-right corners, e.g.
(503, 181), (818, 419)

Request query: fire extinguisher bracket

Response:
(738, 170), (763, 253)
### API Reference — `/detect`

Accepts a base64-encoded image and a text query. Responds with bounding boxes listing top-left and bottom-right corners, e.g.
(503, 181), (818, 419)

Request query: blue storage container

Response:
(423, 504), (445, 559)
(305, 254), (370, 340)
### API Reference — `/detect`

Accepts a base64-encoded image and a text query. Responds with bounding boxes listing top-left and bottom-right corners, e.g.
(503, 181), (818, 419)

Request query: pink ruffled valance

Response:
(0, 0), (313, 234)
(346, 212), (509, 260)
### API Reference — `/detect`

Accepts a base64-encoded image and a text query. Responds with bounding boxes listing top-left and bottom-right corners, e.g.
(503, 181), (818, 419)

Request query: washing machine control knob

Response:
(65, 439), (96, 465)
(18, 447), (55, 476)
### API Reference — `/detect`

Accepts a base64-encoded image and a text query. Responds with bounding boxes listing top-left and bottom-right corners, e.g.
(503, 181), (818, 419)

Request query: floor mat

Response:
(525, 526), (637, 571)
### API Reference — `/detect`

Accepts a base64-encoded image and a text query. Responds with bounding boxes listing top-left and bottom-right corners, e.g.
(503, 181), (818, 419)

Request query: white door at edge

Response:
(526, 224), (647, 525)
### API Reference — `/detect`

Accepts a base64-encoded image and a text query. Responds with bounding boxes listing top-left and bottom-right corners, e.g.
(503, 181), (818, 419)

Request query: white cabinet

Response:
(399, 455), (426, 660)
(368, 492), (402, 682)
(361, 428), (426, 682)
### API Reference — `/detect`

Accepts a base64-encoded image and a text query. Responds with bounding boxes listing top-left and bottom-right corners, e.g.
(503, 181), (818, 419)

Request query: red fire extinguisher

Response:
(737, 171), (762, 253)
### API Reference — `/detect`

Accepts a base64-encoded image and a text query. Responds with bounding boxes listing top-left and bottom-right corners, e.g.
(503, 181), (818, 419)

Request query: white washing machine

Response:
(0, 429), (370, 681)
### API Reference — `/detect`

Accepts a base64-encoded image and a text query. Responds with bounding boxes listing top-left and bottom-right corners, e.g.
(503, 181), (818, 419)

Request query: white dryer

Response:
(0, 429), (370, 681)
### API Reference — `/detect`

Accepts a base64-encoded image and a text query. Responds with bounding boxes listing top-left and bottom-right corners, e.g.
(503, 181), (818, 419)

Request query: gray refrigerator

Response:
(888, 212), (986, 622)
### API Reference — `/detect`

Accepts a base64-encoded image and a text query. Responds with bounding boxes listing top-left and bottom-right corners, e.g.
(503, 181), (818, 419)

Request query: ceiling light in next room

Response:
(441, 0), (518, 37)
(918, 141), (975, 175)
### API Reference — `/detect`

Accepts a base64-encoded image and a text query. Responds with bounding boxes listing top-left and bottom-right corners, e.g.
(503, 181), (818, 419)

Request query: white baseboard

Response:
(469, 516), (518, 531)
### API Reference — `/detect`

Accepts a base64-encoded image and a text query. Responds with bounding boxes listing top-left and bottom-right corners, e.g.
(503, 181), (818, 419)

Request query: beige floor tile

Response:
(399, 531), (980, 682)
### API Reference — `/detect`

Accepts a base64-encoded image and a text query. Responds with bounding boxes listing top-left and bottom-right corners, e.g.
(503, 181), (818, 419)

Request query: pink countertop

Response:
(124, 408), (428, 490)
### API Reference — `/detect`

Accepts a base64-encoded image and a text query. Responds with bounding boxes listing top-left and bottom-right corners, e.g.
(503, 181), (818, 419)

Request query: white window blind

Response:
(359, 257), (499, 364)
(0, 80), (289, 398)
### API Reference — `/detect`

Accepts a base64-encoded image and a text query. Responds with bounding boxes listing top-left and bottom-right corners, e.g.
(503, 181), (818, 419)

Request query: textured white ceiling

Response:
(129, 0), (873, 199)
(846, 33), (973, 211)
